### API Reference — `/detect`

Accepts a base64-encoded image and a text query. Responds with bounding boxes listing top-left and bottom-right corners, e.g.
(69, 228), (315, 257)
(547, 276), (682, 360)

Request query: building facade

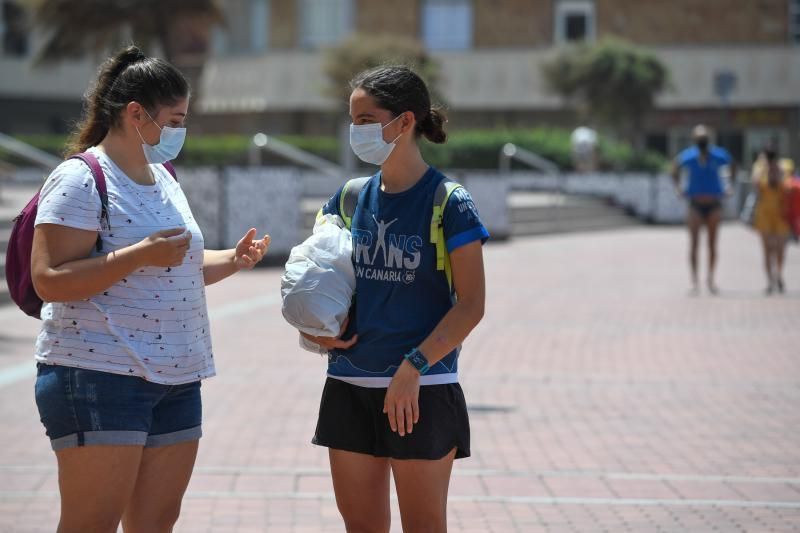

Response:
(2, 0), (799, 164)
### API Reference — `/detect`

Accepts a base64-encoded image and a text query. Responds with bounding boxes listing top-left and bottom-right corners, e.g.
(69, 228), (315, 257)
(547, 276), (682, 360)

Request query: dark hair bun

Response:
(422, 108), (447, 144)
(110, 46), (147, 76)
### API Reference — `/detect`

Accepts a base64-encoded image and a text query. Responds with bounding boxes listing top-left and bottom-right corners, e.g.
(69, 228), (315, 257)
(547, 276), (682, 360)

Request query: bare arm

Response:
(31, 224), (190, 302)
(670, 158), (682, 189)
(416, 242), (485, 365)
(203, 249), (237, 286)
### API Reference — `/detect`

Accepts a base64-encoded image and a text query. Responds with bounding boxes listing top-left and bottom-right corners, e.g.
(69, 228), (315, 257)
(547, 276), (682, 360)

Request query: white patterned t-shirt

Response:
(34, 147), (215, 385)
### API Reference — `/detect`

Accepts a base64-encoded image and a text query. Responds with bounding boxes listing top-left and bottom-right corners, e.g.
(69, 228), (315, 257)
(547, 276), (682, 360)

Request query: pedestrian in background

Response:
(752, 147), (791, 294)
(671, 125), (737, 294)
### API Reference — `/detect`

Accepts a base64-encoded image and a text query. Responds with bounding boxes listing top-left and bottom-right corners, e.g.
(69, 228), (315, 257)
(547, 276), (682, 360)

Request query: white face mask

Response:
(349, 114), (403, 166)
(135, 108), (187, 164)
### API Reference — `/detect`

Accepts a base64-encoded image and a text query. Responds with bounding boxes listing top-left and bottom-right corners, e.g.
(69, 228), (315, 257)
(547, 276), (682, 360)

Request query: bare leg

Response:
(329, 449), (391, 533)
(391, 449), (457, 533)
(761, 233), (774, 293)
(687, 208), (702, 293)
(775, 235), (787, 293)
(121, 440), (199, 533)
(55, 445), (143, 533)
(706, 209), (722, 294)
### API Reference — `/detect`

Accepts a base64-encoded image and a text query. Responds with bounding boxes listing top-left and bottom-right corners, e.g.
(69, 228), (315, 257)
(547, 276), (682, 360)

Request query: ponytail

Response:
(420, 107), (447, 144)
(64, 45), (189, 157)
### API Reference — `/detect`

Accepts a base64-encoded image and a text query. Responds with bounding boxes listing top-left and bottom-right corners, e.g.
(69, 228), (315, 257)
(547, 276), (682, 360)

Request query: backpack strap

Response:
(162, 161), (178, 181)
(430, 178), (463, 291)
(65, 155), (177, 252)
(339, 177), (371, 230)
(69, 152), (109, 252)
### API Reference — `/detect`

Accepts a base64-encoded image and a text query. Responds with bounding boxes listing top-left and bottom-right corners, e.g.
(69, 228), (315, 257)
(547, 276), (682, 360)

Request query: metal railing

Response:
(498, 143), (568, 229)
(248, 133), (343, 178)
(498, 143), (560, 176)
(0, 132), (61, 170)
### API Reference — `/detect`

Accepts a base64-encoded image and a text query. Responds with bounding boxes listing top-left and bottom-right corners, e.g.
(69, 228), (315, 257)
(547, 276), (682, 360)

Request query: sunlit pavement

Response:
(1, 224), (798, 532)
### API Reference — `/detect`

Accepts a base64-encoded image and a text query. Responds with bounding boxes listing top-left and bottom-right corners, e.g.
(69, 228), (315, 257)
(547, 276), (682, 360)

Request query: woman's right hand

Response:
(136, 227), (192, 267)
(301, 316), (358, 351)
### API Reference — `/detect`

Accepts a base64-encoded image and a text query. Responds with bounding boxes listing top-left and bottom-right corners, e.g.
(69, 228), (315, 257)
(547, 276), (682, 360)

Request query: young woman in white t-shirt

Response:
(30, 46), (270, 532)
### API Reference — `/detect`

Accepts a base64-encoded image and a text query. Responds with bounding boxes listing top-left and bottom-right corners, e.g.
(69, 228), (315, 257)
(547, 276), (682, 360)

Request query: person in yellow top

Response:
(752, 148), (790, 294)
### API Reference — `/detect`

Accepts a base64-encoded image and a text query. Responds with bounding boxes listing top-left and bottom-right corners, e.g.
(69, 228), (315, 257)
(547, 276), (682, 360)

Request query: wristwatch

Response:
(404, 347), (430, 375)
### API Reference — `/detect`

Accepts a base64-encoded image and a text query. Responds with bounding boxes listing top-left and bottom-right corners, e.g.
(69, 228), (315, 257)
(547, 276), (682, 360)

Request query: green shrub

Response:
(9, 129), (667, 172)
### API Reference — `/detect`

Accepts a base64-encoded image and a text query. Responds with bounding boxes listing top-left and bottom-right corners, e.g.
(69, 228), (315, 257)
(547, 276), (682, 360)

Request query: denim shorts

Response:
(35, 364), (202, 451)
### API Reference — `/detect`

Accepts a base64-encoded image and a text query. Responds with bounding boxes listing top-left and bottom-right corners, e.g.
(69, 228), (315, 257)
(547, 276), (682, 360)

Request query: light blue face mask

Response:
(136, 108), (186, 164)
(349, 114), (403, 166)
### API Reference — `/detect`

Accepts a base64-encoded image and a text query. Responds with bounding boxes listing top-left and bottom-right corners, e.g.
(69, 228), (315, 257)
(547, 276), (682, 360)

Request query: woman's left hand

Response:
(384, 360), (421, 437)
(234, 228), (271, 270)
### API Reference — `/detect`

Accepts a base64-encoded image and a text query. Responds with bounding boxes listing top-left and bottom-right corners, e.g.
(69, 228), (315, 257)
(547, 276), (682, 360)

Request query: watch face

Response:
(407, 350), (429, 372)
(410, 353), (424, 366)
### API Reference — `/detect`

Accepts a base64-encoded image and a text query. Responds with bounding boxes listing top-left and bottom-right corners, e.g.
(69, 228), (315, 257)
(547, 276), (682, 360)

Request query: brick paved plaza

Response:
(0, 224), (798, 532)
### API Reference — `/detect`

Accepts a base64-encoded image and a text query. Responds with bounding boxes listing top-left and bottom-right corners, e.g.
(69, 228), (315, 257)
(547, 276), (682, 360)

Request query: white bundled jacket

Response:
(281, 215), (355, 352)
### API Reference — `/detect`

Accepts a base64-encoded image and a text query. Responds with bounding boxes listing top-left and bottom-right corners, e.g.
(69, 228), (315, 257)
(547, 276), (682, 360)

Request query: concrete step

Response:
(0, 255), (8, 307)
(510, 203), (621, 224)
(0, 227), (11, 250)
(0, 184), (37, 229)
(512, 213), (640, 236)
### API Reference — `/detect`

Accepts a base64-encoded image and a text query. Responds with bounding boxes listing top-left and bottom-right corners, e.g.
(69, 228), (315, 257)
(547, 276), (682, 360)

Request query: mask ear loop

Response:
(135, 105), (161, 145)
(142, 107), (163, 131)
(384, 112), (407, 144)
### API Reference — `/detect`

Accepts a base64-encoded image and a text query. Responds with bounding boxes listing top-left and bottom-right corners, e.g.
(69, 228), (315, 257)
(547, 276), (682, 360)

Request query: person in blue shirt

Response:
(298, 66), (488, 533)
(671, 125), (737, 294)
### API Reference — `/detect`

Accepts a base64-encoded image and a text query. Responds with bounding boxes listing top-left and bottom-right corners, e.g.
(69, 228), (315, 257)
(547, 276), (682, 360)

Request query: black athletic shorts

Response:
(313, 377), (470, 460)
(690, 199), (722, 220)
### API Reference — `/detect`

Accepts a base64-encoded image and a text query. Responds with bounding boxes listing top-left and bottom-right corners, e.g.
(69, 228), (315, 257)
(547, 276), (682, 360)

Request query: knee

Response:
(123, 503), (182, 533)
(342, 518), (390, 533)
(57, 514), (121, 533)
(400, 517), (446, 533)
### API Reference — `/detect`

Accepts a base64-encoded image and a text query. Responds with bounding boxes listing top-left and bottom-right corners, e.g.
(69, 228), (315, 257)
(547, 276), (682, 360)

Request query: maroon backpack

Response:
(5, 152), (176, 319)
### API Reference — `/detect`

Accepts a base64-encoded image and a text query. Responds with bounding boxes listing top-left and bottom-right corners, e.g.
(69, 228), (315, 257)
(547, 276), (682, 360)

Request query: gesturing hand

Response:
(234, 228), (270, 270)
(301, 316), (358, 351)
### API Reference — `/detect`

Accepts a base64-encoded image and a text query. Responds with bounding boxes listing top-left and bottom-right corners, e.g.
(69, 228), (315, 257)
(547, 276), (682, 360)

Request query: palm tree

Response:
(30, 0), (224, 64)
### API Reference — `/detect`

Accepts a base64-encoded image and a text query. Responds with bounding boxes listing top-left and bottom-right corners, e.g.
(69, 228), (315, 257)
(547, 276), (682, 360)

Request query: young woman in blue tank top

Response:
(299, 66), (488, 533)
(671, 125), (737, 294)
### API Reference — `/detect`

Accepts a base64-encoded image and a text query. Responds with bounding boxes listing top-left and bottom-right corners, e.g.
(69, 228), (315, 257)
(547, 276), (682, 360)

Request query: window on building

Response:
(554, 1), (595, 44)
(2, 1), (29, 57)
(421, 0), (473, 51)
(299, 0), (353, 49)
(212, 0), (269, 56)
(791, 0), (800, 44)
